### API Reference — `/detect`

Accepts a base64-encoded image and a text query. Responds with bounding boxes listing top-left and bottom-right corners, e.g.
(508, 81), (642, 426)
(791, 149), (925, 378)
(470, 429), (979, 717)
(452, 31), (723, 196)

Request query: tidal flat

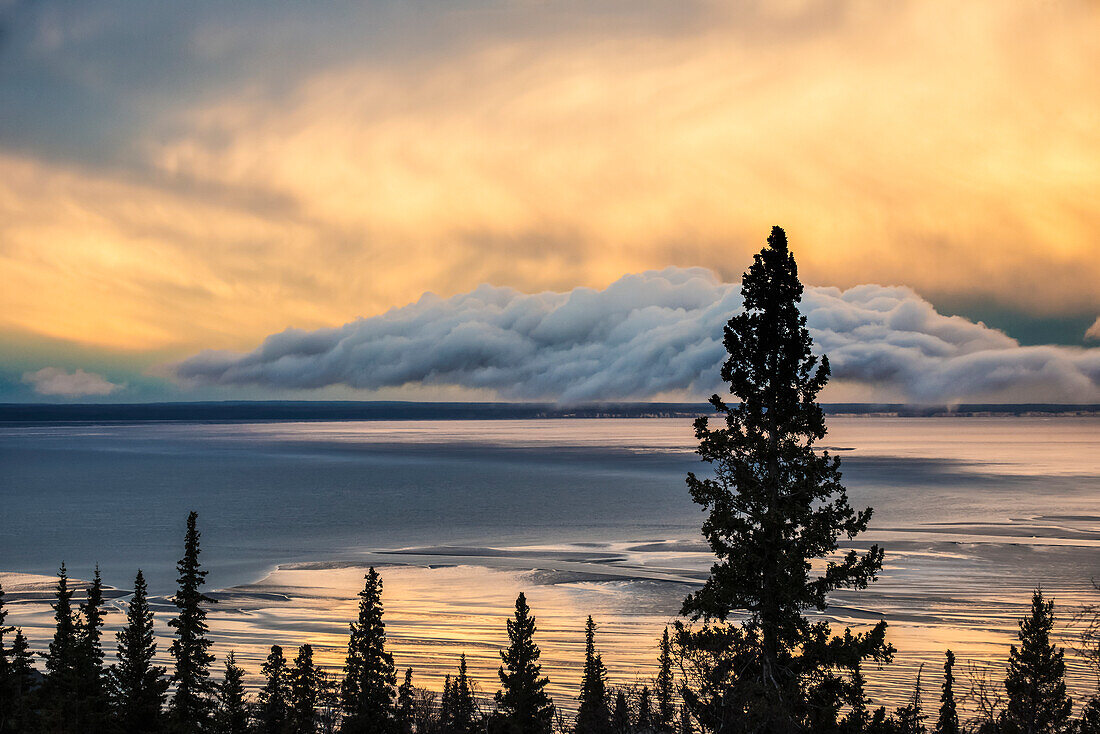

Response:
(2, 416), (1099, 710)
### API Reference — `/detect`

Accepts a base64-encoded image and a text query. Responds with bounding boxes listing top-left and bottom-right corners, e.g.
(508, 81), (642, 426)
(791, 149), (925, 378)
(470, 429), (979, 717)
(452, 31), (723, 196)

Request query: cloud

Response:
(175, 269), (1100, 404)
(1087, 317), (1100, 342)
(22, 366), (124, 397)
(1, 1), (1099, 354)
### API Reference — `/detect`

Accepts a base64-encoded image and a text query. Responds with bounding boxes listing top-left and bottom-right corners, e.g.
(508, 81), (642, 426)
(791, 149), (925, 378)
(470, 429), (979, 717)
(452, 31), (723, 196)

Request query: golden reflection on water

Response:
(3, 552), (1099, 718)
(209, 563), (680, 707)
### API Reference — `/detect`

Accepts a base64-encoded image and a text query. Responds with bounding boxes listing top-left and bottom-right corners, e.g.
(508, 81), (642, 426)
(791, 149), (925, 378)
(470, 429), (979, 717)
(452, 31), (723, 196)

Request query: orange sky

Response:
(0, 0), (1098, 399)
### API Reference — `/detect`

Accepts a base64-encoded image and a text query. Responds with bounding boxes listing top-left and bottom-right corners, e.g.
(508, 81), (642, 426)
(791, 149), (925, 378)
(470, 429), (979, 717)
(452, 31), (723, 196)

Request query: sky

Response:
(1, 0), (1098, 404)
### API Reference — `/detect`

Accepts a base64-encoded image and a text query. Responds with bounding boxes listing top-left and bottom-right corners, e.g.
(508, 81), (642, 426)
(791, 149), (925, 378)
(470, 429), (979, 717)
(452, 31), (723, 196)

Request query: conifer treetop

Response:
(675, 227), (893, 732)
(341, 566), (397, 734)
(933, 649), (960, 734)
(168, 510), (217, 725)
(497, 592), (554, 734)
(682, 226), (885, 625)
(1002, 588), (1073, 733)
(110, 568), (168, 730)
(576, 616), (610, 734)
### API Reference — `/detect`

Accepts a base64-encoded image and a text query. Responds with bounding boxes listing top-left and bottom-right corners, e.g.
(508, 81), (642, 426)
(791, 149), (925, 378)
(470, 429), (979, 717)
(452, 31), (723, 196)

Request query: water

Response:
(2, 416), (1099, 713)
(0, 419), (705, 593)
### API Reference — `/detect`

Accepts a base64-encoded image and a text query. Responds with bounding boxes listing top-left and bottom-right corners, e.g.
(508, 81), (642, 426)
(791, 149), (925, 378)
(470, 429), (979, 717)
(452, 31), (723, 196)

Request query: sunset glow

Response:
(2, 1), (1098, 404)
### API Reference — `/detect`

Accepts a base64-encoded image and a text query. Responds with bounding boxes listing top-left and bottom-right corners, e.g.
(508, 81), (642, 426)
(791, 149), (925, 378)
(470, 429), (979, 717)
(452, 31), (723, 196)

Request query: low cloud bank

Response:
(176, 269), (1100, 404)
(23, 367), (124, 397)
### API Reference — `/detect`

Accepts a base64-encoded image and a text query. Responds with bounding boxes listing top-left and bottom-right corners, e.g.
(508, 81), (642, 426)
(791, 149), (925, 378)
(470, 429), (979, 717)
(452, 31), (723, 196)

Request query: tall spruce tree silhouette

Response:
(611, 691), (630, 734)
(393, 669), (413, 734)
(1000, 589), (1072, 734)
(396, 668), (415, 734)
(42, 562), (81, 728)
(676, 227), (893, 733)
(290, 643), (324, 734)
(7, 628), (38, 732)
(259, 644), (290, 734)
(0, 581), (14, 732)
(933, 650), (959, 734)
(451, 654), (478, 734)
(637, 687), (654, 732)
(441, 673), (456, 732)
(109, 569), (168, 733)
(575, 616), (610, 734)
(214, 652), (249, 734)
(341, 567), (397, 734)
(496, 592), (553, 734)
(655, 627), (675, 732)
(393, 669), (413, 730)
(0, 582), (10, 720)
(169, 511), (217, 729)
(77, 564), (108, 732)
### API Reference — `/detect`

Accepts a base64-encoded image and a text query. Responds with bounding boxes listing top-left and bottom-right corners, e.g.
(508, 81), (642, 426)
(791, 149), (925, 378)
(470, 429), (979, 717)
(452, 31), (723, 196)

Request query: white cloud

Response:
(175, 269), (1100, 404)
(22, 367), (124, 397)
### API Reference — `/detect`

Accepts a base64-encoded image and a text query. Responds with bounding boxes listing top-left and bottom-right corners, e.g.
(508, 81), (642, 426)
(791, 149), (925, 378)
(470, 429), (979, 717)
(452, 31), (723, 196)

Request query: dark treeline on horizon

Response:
(2, 228), (1099, 734)
(1, 403), (1098, 425)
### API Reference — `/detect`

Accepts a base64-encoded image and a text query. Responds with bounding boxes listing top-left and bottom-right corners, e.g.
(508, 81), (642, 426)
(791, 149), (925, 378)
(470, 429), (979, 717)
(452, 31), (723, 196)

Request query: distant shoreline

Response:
(1, 400), (1098, 423)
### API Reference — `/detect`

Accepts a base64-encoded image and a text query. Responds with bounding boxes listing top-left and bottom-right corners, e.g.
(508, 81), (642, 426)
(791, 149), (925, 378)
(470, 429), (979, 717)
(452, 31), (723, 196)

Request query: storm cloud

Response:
(175, 269), (1100, 404)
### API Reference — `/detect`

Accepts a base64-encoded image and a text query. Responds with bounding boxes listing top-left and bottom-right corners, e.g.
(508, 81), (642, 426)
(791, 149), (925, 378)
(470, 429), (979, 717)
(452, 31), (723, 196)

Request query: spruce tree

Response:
(214, 652), (250, 734)
(576, 617), (610, 734)
(6, 629), (38, 733)
(396, 669), (415, 734)
(611, 691), (630, 734)
(675, 226), (893, 732)
(441, 674), (455, 733)
(655, 628), (675, 732)
(259, 644), (290, 734)
(290, 644), (324, 734)
(341, 567), (397, 734)
(933, 650), (959, 734)
(169, 510), (217, 729)
(0, 582), (14, 734)
(41, 562), (82, 727)
(0, 582), (10, 724)
(495, 593), (553, 734)
(109, 569), (169, 733)
(77, 564), (109, 732)
(1000, 589), (1072, 734)
(636, 688), (653, 733)
(451, 654), (478, 734)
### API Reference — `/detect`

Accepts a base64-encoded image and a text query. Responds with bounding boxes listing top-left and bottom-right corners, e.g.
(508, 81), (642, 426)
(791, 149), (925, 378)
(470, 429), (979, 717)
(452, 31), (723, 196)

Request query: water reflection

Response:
(2, 416), (1099, 713)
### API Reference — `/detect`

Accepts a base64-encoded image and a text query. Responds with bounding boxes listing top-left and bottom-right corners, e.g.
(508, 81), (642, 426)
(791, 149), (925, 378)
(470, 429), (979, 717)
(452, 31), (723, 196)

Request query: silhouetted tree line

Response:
(0, 538), (689, 734)
(2, 228), (1099, 733)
